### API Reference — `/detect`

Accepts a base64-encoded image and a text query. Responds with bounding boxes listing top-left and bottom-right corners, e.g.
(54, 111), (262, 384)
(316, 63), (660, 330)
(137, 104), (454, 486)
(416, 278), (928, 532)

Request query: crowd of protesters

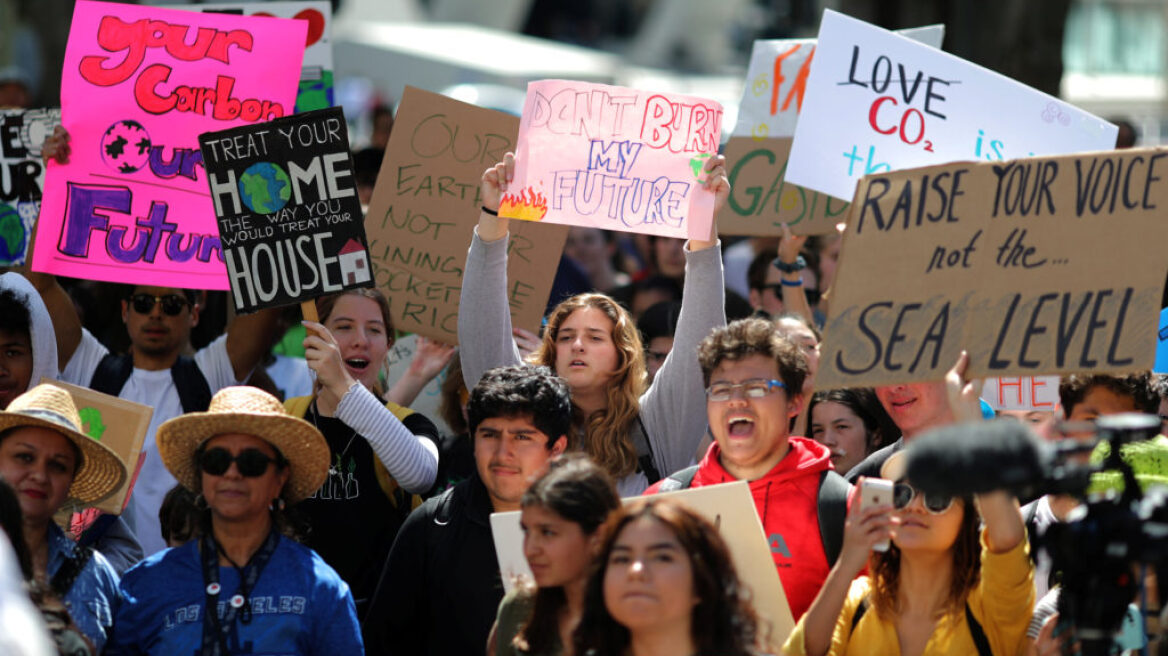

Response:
(0, 79), (1166, 656)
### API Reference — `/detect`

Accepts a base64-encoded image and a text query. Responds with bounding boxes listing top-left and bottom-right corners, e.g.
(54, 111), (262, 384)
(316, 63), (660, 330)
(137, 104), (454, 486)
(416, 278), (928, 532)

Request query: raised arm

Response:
(224, 306), (282, 383)
(385, 337), (456, 408)
(458, 153), (523, 390)
(777, 223), (815, 326)
(24, 271), (81, 370)
(638, 155), (728, 475)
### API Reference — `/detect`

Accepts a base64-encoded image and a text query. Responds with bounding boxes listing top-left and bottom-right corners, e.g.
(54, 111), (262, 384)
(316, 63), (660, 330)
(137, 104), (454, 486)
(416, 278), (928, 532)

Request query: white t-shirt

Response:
(1022, 495), (1059, 600)
(63, 329), (240, 555)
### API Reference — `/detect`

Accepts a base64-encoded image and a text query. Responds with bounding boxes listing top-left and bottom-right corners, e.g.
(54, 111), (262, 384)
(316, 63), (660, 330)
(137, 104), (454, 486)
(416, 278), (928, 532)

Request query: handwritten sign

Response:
(491, 481), (794, 648)
(199, 107), (369, 313)
(786, 10), (1117, 202)
(191, 1), (333, 112)
(817, 149), (1168, 389)
(720, 26), (942, 236)
(366, 86), (567, 344)
(383, 333), (449, 435)
(44, 378), (152, 514)
(983, 376), (1060, 412)
(32, 1), (305, 289)
(0, 109), (59, 265)
(501, 80), (723, 241)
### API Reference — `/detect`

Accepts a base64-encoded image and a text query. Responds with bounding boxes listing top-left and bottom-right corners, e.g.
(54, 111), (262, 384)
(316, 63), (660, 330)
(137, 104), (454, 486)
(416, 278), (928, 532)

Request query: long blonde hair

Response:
(532, 294), (647, 478)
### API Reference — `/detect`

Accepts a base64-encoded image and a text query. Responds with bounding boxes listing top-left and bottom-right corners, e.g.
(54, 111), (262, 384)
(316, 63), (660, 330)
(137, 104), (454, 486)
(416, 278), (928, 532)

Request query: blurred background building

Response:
(0, 0), (1161, 144)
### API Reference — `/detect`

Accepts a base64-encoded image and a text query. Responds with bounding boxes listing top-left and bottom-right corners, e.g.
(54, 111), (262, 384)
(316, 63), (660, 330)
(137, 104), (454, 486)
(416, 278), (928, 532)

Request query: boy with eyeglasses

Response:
(28, 275), (279, 556)
(646, 317), (850, 621)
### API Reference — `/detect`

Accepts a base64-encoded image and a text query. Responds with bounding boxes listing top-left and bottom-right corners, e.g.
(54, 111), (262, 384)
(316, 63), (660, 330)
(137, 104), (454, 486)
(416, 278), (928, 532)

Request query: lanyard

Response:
(200, 529), (279, 656)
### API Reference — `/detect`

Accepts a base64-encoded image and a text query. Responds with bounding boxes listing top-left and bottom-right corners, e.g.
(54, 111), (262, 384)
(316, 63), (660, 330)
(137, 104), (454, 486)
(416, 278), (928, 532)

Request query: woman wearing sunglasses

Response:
(786, 449), (1034, 656)
(106, 386), (363, 655)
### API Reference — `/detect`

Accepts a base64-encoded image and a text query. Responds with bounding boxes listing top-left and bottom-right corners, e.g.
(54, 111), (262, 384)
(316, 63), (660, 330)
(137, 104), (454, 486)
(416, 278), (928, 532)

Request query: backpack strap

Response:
(49, 545), (95, 598)
(91, 353), (212, 413)
(90, 353), (133, 397)
(656, 464), (700, 493)
(850, 595), (869, 633)
(966, 602), (993, 656)
(817, 469), (851, 567)
(631, 416), (660, 484)
(170, 355), (212, 413)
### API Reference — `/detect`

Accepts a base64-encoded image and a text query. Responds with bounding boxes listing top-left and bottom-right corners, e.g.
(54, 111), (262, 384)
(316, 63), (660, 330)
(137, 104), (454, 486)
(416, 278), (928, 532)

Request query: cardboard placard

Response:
(785, 10), (1117, 202)
(366, 86), (567, 344)
(491, 481), (794, 649)
(199, 107), (370, 312)
(0, 109), (59, 265)
(720, 26), (942, 236)
(501, 79), (723, 241)
(982, 376), (1060, 412)
(816, 149), (1168, 389)
(32, 1), (306, 289)
(43, 379), (152, 514)
(383, 333), (450, 435)
(190, 1), (334, 113)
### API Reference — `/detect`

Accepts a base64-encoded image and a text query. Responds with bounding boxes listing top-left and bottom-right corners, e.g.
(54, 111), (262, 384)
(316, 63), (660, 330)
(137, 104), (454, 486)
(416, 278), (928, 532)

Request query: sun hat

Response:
(157, 386), (328, 503)
(0, 384), (127, 505)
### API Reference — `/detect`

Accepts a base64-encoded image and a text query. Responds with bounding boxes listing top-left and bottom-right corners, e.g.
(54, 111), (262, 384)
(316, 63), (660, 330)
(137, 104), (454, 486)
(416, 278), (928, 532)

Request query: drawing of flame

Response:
(499, 187), (549, 221)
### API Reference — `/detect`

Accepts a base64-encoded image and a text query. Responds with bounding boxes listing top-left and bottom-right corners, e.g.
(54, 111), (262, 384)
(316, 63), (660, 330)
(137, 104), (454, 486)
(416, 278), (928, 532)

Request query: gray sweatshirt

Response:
(459, 230), (726, 496)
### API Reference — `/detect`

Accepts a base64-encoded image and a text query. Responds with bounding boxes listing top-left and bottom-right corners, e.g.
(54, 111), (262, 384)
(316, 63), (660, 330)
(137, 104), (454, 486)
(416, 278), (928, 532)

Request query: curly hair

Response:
(532, 294), (648, 478)
(697, 317), (808, 392)
(572, 498), (760, 656)
(467, 365), (572, 446)
(1059, 372), (1160, 416)
(868, 495), (981, 622)
(0, 288), (31, 339)
(513, 454), (620, 654)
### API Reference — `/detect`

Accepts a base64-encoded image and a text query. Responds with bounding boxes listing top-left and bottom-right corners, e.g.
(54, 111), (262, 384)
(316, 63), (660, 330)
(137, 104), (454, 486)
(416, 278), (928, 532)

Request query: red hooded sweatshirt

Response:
(645, 436), (833, 621)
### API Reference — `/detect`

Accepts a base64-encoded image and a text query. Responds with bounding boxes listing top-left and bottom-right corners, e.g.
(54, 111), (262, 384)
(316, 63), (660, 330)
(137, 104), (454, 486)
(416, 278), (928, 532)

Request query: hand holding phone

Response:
(858, 478), (893, 552)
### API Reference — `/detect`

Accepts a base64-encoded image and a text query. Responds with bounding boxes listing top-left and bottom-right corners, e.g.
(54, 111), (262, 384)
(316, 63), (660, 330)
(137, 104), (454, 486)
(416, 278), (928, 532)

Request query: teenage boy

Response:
(647, 317), (849, 621)
(844, 378), (957, 483)
(363, 365), (569, 656)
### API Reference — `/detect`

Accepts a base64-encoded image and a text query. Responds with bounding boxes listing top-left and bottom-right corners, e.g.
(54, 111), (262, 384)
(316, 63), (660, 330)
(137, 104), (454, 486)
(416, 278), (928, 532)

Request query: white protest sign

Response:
(983, 376), (1060, 412)
(732, 25), (944, 140)
(490, 481), (795, 648)
(786, 10), (1117, 202)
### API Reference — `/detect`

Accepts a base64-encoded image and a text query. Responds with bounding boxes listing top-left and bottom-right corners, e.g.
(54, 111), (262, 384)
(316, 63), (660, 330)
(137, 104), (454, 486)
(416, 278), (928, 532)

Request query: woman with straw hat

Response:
(106, 386), (363, 655)
(0, 382), (128, 652)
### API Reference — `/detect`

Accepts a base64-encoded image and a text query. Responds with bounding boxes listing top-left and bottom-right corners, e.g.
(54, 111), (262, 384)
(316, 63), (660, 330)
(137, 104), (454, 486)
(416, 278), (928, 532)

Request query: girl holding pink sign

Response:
(460, 152), (730, 496)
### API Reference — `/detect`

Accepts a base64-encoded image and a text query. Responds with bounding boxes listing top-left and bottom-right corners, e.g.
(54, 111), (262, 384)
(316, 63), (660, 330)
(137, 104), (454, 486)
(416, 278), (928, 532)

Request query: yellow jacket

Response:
(784, 533), (1034, 656)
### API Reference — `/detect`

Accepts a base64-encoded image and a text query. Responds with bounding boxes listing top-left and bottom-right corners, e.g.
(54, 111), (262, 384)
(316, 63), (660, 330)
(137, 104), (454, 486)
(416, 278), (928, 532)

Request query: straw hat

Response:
(0, 384), (127, 505)
(157, 386), (328, 503)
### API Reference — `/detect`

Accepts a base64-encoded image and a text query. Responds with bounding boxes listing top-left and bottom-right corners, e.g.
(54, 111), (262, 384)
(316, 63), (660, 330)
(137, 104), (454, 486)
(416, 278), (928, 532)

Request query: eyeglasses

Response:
(130, 293), (190, 316)
(705, 378), (785, 402)
(892, 482), (955, 514)
(199, 447), (279, 477)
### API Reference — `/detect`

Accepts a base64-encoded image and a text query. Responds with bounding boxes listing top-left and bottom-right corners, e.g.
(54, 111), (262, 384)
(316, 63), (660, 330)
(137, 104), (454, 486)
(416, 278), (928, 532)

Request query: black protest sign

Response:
(817, 149), (1168, 389)
(1, 109), (59, 266)
(199, 107), (371, 312)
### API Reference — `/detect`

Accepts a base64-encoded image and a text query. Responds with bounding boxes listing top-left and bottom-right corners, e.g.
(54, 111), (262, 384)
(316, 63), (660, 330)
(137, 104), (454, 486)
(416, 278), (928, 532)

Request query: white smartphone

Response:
(858, 478), (893, 552)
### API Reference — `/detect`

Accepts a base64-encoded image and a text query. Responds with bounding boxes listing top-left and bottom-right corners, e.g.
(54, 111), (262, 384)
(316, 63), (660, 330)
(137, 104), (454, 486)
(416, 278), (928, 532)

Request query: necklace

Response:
(309, 401), (359, 476)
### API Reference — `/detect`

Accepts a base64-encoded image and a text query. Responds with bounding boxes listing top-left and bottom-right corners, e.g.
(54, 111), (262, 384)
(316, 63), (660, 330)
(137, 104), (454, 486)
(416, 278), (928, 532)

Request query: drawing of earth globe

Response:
(0, 203), (27, 265)
(101, 120), (152, 173)
(238, 162), (292, 214)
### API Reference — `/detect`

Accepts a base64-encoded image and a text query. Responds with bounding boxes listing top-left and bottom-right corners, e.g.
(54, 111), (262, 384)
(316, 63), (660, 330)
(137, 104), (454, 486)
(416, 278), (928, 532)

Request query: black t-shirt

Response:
(844, 437), (904, 483)
(296, 400), (439, 617)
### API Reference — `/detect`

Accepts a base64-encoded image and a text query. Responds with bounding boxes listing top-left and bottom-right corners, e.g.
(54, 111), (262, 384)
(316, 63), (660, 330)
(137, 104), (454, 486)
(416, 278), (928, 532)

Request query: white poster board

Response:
(491, 481), (795, 648)
(982, 376), (1060, 412)
(785, 10), (1117, 201)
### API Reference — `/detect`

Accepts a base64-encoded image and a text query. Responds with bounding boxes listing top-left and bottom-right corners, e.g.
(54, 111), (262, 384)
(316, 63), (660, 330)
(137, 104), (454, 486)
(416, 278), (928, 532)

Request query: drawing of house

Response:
(337, 239), (371, 285)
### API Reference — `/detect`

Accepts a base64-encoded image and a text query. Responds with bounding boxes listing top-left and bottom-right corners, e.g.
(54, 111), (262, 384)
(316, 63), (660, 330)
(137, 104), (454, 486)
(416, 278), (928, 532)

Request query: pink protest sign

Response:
(501, 80), (723, 241)
(32, 0), (305, 289)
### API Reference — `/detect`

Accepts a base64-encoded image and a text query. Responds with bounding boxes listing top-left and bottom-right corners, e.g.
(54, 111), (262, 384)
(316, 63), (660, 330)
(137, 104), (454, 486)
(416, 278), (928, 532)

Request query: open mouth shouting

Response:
(344, 356), (371, 377)
(727, 416), (755, 438)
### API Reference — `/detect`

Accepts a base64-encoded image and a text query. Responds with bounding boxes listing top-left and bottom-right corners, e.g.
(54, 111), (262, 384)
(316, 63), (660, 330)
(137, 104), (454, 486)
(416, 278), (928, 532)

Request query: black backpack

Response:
(90, 352), (212, 413)
(656, 465), (851, 566)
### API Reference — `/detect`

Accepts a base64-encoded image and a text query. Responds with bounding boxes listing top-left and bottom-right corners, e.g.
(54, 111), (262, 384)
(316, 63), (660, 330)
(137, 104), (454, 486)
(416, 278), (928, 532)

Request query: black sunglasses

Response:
(199, 447), (278, 478)
(893, 482), (955, 514)
(130, 293), (190, 316)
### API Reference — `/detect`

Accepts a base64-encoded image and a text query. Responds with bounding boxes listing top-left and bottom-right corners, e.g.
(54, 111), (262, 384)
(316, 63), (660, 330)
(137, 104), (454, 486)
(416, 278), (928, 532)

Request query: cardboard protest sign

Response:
(501, 80), (723, 241)
(982, 376), (1060, 412)
(383, 333), (449, 435)
(43, 379), (152, 514)
(491, 481), (795, 649)
(785, 10), (1117, 202)
(32, 1), (306, 289)
(366, 86), (567, 344)
(0, 109), (59, 265)
(816, 149), (1168, 389)
(199, 107), (369, 313)
(721, 26), (942, 236)
(190, 1), (333, 112)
